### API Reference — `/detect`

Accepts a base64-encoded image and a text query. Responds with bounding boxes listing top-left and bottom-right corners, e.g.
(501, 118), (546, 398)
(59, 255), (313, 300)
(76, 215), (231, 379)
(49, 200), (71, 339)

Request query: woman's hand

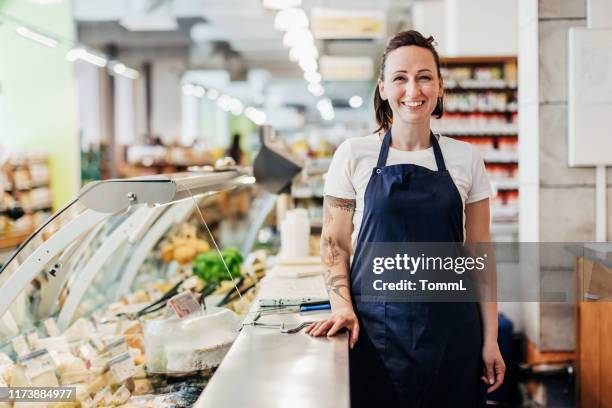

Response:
(305, 306), (360, 349)
(481, 339), (506, 393)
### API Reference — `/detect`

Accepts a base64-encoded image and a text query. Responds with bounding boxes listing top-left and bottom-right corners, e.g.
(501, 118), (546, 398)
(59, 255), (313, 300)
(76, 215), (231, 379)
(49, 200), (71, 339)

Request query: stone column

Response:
(518, 0), (612, 351)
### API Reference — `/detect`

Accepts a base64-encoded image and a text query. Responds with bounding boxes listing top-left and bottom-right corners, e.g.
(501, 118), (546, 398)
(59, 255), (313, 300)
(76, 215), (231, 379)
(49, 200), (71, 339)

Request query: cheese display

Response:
(0, 175), (271, 408)
(0, 237), (265, 407)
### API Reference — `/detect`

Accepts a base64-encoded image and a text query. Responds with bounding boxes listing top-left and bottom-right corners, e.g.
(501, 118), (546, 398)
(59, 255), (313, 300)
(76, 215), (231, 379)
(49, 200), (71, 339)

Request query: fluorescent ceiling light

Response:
(298, 58), (317, 72)
(15, 26), (58, 48)
(317, 98), (334, 121)
(229, 98), (244, 115)
(66, 48), (107, 67)
(263, 0), (301, 9)
(304, 71), (321, 84)
(194, 86), (206, 98)
(109, 61), (139, 79)
(182, 84), (195, 95)
(246, 107), (267, 125)
(217, 95), (233, 111)
(274, 8), (309, 31)
(290, 44), (318, 61)
(282, 28), (313, 48)
(308, 83), (324, 97)
(207, 89), (220, 100)
(349, 95), (363, 108)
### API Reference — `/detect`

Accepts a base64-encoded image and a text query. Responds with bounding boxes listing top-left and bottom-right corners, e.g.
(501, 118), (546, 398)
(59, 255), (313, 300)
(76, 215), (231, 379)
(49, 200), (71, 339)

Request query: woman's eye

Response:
(393, 76), (406, 82)
(418, 76), (432, 81)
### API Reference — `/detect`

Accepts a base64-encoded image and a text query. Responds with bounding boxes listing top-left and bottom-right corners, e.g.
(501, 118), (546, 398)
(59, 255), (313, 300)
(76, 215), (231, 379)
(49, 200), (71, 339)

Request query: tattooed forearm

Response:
(320, 195), (354, 304)
(325, 269), (350, 302)
(324, 196), (356, 213)
(322, 235), (341, 267)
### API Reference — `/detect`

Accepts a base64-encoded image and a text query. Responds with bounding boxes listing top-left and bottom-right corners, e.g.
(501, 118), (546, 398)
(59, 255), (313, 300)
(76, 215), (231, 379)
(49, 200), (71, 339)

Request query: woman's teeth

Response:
(403, 101), (425, 107)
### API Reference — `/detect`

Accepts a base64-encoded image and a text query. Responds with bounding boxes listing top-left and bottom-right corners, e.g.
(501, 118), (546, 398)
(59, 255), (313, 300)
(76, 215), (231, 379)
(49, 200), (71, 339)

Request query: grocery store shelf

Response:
(491, 222), (519, 235)
(0, 228), (33, 250)
(433, 125), (518, 135)
(491, 179), (519, 190)
(483, 151), (519, 163)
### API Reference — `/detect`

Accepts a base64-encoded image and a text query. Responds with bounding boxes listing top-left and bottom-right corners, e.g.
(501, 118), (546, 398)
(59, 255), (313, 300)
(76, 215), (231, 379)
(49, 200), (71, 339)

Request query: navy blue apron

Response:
(349, 129), (486, 407)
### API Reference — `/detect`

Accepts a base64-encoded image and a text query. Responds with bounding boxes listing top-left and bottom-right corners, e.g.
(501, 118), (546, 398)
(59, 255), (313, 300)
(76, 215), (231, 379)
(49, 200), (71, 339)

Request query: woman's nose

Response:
(405, 79), (421, 98)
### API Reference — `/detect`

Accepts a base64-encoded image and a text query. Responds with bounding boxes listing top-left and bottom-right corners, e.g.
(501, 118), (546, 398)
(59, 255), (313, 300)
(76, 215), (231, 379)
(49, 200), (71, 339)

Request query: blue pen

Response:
(300, 303), (331, 312)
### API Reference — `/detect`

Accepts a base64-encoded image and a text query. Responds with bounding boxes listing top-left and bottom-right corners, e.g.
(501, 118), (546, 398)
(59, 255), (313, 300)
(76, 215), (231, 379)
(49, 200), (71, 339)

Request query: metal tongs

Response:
(242, 320), (315, 334)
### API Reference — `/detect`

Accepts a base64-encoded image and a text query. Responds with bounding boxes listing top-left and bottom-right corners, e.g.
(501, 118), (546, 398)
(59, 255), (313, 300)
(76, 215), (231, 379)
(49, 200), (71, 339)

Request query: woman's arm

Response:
(305, 195), (359, 348)
(465, 198), (506, 393)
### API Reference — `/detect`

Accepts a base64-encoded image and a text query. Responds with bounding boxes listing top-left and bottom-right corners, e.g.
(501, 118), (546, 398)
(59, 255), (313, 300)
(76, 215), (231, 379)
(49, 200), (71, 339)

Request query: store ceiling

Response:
(73, 0), (415, 120)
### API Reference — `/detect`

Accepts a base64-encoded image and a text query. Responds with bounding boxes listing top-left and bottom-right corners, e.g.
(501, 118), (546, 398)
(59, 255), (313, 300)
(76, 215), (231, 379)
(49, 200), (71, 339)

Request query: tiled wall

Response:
(517, 0), (612, 351)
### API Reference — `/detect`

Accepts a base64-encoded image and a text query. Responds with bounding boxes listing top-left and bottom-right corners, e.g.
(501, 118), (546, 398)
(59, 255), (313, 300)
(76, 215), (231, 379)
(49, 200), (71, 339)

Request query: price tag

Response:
(11, 336), (30, 358)
(44, 318), (61, 337)
(19, 349), (56, 380)
(167, 291), (201, 319)
(108, 352), (136, 383)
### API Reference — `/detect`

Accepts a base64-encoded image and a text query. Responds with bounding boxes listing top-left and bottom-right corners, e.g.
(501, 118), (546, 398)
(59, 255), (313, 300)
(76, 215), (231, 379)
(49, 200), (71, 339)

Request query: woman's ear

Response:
(378, 79), (387, 101)
(438, 75), (444, 97)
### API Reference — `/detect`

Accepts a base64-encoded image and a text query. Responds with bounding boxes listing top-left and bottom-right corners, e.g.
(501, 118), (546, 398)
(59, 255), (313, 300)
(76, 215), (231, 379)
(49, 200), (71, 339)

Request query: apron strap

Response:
(376, 129), (392, 169)
(376, 129), (448, 172)
(430, 132), (447, 172)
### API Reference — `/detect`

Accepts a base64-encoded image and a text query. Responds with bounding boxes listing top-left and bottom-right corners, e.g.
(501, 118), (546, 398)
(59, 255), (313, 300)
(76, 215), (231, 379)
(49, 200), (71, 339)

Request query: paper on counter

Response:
(268, 264), (325, 279)
(257, 274), (328, 307)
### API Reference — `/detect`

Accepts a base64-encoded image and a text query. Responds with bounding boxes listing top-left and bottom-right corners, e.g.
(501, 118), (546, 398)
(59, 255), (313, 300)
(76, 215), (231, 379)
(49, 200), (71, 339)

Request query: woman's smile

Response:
(400, 100), (427, 111)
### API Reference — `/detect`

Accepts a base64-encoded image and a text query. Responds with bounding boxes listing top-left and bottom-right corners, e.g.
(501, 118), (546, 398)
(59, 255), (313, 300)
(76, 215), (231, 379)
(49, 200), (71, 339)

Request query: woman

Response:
(305, 30), (505, 407)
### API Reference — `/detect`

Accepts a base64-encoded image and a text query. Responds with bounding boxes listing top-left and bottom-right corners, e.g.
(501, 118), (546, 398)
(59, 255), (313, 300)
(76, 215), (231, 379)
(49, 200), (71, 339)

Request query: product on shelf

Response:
(0, 151), (52, 249)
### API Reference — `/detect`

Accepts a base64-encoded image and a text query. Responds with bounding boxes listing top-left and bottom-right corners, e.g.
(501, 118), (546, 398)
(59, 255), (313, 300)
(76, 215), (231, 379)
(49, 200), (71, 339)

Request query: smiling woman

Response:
(307, 29), (505, 408)
(373, 31), (444, 138)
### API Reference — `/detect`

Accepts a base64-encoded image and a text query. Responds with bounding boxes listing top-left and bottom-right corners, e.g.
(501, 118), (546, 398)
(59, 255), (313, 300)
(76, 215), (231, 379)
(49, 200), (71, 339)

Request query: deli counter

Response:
(0, 169), (349, 408)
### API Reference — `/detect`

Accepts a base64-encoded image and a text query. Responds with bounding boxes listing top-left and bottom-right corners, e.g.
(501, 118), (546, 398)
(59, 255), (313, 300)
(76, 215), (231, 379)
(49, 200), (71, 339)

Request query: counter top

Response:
(566, 243), (612, 269)
(194, 262), (350, 408)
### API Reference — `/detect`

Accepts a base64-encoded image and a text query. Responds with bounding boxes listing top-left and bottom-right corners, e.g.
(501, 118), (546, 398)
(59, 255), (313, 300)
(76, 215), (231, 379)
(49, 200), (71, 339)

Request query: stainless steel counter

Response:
(195, 268), (350, 408)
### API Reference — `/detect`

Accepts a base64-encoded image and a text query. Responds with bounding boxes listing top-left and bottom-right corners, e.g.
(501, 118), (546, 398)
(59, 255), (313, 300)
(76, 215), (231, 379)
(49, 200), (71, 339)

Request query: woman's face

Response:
(378, 45), (443, 126)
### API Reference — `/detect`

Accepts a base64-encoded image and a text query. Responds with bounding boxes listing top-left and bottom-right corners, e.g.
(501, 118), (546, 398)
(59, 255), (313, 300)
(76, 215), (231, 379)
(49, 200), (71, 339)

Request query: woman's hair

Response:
(373, 30), (444, 134)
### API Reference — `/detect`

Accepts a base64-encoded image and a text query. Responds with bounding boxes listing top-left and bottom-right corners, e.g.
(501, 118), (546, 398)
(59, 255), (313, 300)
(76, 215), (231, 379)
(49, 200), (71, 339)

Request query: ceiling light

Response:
(66, 48), (107, 67)
(263, 0), (301, 9)
(253, 111), (266, 125)
(194, 86), (206, 98)
(308, 83), (324, 97)
(290, 44), (318, 62)
(274, 8), (309, 31)
(349, 95), (363, 109)
(15, 26), (58, 48)
(317, 98), (334, 121)
(282, 28), (313, 48)
(304, 71), (321, 84)
(207, 89), (220, 100)
(109, 61), (139, 80)
(298, 58), (317, 72)
(217, 95), (233, 111)
(229, 98), (244, 115)
(182, 84), (195, 95)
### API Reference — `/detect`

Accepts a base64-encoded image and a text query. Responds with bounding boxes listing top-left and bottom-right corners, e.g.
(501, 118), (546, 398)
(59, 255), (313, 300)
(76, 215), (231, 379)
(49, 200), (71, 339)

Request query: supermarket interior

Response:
(0, 0), (612, 407)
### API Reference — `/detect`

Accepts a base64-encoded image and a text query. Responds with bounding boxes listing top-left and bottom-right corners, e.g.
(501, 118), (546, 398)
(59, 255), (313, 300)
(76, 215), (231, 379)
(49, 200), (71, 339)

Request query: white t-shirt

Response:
(323, 133), (492, 245)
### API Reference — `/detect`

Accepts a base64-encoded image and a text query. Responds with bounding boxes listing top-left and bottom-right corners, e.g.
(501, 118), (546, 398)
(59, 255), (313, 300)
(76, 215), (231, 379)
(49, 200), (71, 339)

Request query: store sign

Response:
(320, 56), (374, 81)
(311, 7), (385, 39)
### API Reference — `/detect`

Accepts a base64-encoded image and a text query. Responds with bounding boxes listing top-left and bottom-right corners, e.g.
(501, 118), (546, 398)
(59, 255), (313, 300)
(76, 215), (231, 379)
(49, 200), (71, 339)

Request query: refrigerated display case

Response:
(0, 168), (349, 408)
(0, 170), (265, 406)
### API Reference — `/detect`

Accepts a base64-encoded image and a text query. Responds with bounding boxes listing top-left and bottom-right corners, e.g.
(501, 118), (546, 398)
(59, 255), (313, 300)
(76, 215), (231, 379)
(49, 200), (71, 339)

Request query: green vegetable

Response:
(192, 247), (243, 285)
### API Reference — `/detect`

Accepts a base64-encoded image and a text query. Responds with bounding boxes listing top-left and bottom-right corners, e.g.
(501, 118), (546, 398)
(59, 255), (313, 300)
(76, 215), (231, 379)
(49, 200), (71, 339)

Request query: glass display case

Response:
(0, 170), (269, 406)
